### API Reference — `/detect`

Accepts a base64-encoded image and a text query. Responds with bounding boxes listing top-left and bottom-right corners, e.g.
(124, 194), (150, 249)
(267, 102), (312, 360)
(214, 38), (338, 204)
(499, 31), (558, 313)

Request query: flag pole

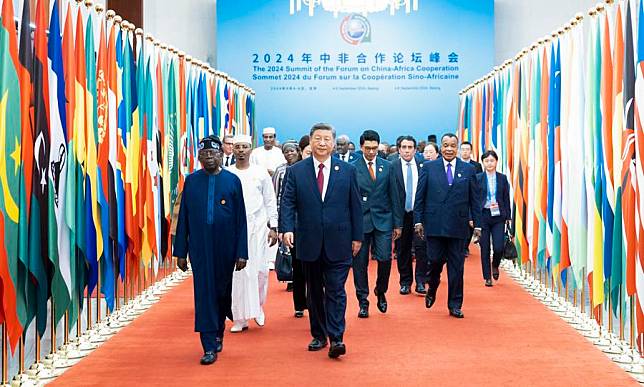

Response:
(608, 278), (613, 333)
(97, 263), (101, 324)
(2, 324), (7, 384)
(64, 310), (69, 345)
(87, 286), (92, 332)
(19, 334), (24, 375)
(115, 242), (120, 312)
(564, 269), (569, 304)
(619, 284), (624, 341)
(35, 327), (40, 366)
(581, 268), (585, 314)
(51, 301), (56, 355)
(77, 293), (82, 340)
(631, 296), (636, 351)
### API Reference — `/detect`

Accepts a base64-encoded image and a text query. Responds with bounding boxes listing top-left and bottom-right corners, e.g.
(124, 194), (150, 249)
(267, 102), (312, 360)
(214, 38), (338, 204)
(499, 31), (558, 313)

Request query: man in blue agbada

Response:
(174, 135), (248, 365)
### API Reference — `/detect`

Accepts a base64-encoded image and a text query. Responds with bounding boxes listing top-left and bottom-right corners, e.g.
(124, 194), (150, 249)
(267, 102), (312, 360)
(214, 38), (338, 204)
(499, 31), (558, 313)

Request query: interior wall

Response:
(143, 0), (217, 66)
(494, 0), (599, 65)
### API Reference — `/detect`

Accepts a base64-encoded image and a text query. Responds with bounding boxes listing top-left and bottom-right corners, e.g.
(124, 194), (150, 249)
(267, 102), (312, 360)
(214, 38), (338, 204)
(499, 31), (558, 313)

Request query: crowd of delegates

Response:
(173, 125), (511, 365)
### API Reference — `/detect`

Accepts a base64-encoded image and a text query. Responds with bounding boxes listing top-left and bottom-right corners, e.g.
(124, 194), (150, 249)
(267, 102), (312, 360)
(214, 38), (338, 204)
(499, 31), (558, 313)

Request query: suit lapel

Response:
(393, 158), (403, 190)
(325, 157), (339, 202)
(305, 158), (323, 203)
(436, 159), (449, 188)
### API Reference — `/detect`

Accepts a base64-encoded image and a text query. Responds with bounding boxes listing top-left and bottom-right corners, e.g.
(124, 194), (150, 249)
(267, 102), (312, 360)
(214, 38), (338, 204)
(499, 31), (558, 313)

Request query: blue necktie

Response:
(446, 162), (454, 186)
(405, 162), (413, 212)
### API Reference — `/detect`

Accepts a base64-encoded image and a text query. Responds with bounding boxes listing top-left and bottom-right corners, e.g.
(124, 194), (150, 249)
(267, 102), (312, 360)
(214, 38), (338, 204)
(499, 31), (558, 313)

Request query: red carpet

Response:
(52, 247), (636, 386)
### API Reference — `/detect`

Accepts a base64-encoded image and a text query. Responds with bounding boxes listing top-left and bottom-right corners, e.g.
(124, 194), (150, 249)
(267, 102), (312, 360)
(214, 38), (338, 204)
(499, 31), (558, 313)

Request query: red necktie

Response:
(317, 163), (325, 195)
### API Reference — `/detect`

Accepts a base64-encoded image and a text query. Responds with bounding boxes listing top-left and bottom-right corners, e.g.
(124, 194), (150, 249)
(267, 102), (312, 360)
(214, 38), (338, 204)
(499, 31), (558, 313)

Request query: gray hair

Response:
(336, 134), (350, 143)
(310, 123), (336, 139)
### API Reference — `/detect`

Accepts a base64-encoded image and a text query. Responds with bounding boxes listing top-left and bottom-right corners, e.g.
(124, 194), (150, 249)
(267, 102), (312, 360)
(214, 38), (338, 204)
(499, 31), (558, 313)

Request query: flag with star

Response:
(0, 0), (26, 350)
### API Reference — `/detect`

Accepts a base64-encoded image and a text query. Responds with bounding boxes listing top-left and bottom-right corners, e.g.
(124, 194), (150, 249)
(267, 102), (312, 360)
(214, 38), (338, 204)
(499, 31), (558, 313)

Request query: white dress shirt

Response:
(313, 156), (332, 201)
(443, 157), (456, 174)
(364, 156), (377, 179)
(338, 152), (350, 162)
(401, 157), (418, 210)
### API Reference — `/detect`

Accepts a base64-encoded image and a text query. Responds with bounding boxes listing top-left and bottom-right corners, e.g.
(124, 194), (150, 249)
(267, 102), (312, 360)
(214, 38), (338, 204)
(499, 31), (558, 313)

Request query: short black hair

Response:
(427, 134), (437, 143)
(395, 135), (405, 147)
(441, 133), (459, 143)
(398, 135), (416, 147)
(460, 141), (473, 150)
(359, 129), (380, 145)
(310, 123), (336, 139)
(481, 149), (498, 161)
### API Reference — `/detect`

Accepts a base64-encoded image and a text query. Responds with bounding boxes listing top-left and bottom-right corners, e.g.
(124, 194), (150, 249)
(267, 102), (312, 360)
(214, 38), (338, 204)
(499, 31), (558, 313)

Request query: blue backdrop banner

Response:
(217, 0), (494, 143)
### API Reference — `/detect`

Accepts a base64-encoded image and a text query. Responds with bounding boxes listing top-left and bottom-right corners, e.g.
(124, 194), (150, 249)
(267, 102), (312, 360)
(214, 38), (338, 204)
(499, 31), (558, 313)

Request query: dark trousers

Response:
(303, 250), (351, 342)
(480, 210), (506, 280)
(353, 229), (392, 308)
(426, 236), (466, 310)
(397, 211), (428, 286)
(291, 244), (307, 311)
(199, 321), (225, 352)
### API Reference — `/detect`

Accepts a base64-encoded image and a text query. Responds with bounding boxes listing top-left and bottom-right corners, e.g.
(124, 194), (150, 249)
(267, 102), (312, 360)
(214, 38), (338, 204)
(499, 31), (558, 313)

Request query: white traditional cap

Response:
(233, 134), (252, 145)
(262, 127), (276, 135)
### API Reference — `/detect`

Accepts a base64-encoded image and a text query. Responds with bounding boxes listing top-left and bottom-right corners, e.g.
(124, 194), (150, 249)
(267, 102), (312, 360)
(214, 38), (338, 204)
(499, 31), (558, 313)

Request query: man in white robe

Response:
(228, 134), (279, 332)
(250, 127), (286, 177)
(250, 126), (285, 269)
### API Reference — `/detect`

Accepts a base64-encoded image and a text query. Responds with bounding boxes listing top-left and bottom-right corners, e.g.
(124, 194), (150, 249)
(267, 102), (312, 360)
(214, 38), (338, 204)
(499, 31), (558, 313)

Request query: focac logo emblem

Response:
(340, 14), (371, 45)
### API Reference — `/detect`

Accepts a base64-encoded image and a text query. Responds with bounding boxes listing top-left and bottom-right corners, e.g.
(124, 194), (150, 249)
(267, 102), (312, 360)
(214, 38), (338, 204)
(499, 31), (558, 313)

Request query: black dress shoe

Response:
(492, 267), (500, 281)
(328, 341), (347, 359)
(200, 351), (217, 365)
(308, 338), (328, 351)
(400, 285), (411, 295)
(215, 338), (223, 353)
(449, 309), (464, 318)
(358, 306), (369, 318)
(425, 289), (436, 309)
(415, 284), (427, 295)
(485, 279), (493, 287)
(375, 291), (387, 313)
(294, 310), (304, 318)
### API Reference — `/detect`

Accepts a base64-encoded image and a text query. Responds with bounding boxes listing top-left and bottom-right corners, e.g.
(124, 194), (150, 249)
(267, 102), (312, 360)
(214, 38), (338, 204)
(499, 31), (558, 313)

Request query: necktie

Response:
(317, 163), (325, 196)
(225, 156), (230, 166)
(368, 161), (376, 181)
(446, 162), (454, 185)
(405, 162), (413, 212)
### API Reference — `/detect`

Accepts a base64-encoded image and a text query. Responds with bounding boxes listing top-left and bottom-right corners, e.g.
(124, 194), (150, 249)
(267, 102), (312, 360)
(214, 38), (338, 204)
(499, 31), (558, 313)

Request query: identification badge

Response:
(490, 201), (501, 217)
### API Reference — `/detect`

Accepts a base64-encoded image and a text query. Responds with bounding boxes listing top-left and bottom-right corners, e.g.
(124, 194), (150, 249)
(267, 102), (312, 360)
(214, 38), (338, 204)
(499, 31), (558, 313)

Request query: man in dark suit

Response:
(334, 134), (357, 163)
(392, 136), (428, 295)
(281, 123), (363, 359)
(222, 134), (236, 167)
(414, 133), (482, 318)
(459, 141), (482, 173)
(387, 136), (404, 162)
(351, 130), (403, 318)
